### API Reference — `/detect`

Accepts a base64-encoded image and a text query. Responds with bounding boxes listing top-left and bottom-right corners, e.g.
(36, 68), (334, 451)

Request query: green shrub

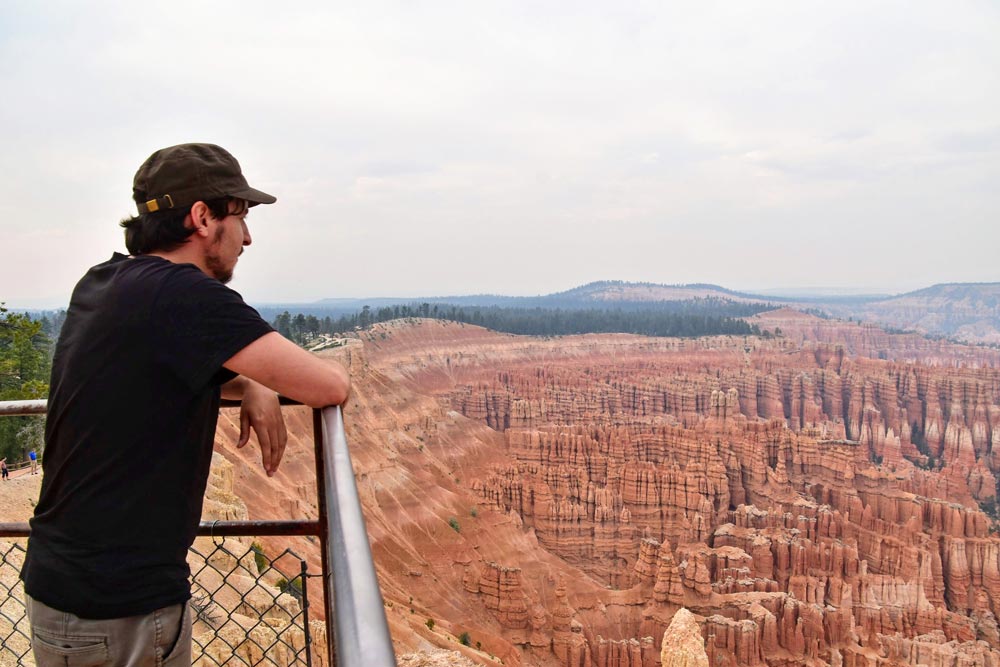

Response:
(250, 542), (267, 574)
(448, 517), (461, 533)
(426, 618), (435, 631)
(459, 632), (471, 646)
(276, 576), (303, 600)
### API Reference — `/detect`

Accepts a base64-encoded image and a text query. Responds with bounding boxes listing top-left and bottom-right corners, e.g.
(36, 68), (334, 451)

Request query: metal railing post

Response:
(301, 558), (313, 667)
(313, 407), (337, 667)
(318, 405), (397, 667)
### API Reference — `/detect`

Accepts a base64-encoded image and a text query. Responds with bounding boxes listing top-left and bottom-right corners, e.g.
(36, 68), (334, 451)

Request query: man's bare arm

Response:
(223, 332), (351, 408)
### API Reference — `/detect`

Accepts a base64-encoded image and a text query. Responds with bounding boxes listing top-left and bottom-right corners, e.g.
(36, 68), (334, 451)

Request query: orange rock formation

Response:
(210, 312), (1000, 666)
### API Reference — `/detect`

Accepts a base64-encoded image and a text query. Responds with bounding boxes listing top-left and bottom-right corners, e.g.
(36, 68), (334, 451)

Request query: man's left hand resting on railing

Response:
(221, 376), (288, 477)
(21, 143), (350, 667)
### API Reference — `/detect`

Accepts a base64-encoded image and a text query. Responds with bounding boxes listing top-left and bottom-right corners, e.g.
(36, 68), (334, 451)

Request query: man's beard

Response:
(206, 254), (234, 284)
(206, 226), (235, 284)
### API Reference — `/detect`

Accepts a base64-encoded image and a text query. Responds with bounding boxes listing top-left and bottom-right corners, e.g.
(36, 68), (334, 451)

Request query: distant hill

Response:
(305, 280), (890, 310)
(544, 281), (775, 304)
(261, 281), (779, 321)
(822, 283), (1000, 344)
(255, 281), (780, 330)
(896, 283), (1000, 304)
(260, 281), (1000, 345)
(306, 281), (783, 310)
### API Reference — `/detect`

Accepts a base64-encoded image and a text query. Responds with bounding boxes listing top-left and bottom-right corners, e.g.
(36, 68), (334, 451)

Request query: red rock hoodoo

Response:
(216, 313), (1000, 666)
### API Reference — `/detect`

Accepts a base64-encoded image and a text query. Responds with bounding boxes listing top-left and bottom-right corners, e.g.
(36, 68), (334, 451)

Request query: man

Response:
(21, 143), (350, 667)
(28, 449), (37, 474)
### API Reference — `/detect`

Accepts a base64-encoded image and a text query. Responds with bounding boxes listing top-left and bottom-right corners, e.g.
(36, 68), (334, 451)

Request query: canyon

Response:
(9, 309), (1000, 666)
(220, 310), (1000, 666)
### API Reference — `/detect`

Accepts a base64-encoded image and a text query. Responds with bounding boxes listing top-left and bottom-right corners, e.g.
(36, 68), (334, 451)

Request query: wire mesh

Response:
(0, 542), (29, 667)
(0, 538), (314, 667)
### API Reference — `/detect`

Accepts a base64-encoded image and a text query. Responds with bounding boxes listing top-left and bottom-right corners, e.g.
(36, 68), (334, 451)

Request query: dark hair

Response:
(119, 198), (247, 255)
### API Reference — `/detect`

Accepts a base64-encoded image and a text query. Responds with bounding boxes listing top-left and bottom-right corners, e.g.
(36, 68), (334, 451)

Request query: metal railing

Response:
(0, 399), (396, 667)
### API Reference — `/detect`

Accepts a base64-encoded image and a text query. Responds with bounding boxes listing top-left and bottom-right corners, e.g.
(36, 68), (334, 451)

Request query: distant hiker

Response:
(22, 143), (351, 667)
(28, 449), (37, 474)
(1, 459), (7, 480)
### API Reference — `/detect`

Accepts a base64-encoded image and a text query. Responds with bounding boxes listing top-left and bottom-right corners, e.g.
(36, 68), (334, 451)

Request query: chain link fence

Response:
(0, 538), (318, 667)
(0, 541), (29, 667)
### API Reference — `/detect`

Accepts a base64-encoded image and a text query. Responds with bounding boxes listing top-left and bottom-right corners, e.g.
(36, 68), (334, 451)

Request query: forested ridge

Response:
(272, 300), (766, 345)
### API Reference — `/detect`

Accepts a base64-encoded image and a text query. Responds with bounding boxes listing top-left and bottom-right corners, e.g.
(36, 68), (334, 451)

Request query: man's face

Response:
(205, 201), (252, 284)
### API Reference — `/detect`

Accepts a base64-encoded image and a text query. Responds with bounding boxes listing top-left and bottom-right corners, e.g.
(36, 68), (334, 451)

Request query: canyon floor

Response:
(6, 310), (1000, 667)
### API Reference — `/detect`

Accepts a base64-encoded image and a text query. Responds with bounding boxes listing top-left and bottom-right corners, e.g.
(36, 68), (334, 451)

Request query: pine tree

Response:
(0, 304), (52, 462)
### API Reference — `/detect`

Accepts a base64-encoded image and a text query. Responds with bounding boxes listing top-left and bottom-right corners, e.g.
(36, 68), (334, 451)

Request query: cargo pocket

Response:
(32, 629), (110, 667)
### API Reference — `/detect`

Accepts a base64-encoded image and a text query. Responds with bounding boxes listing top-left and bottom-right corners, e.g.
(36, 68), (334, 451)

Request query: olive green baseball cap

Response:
(132, 143), (277, 214)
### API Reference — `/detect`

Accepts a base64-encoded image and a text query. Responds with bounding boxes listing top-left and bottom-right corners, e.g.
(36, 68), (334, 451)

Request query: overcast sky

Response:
(1, 1), (997, 307)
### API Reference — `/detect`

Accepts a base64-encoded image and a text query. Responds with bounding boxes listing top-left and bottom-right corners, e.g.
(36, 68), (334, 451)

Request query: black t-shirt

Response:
(23, 253), (273, 618)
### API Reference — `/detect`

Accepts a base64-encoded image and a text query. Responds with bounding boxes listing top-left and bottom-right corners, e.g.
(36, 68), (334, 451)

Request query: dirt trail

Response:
(0, 469), (41, 523)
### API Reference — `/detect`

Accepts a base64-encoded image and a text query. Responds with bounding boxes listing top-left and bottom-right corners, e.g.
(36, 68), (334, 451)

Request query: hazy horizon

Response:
(2, 1), (997, 307)
(8, 278), (995, 311)
(0, 281), (935, 310)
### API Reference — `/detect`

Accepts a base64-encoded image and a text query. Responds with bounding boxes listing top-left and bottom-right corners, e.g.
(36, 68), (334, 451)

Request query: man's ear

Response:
(188, 201), (212, 238)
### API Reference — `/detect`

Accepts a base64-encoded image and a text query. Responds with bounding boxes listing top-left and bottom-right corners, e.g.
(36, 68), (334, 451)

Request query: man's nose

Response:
(242, 220), (252, 246)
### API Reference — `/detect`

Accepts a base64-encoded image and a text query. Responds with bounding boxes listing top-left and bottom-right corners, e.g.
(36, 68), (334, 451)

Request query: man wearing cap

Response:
(21, 143), (350, 667)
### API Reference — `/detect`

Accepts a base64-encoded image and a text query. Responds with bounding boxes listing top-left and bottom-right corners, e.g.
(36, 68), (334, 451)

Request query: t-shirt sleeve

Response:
(152, 268), (275, 391)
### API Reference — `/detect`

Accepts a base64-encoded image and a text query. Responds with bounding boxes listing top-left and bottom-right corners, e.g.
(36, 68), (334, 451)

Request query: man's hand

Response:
(237, 379), (288, 476)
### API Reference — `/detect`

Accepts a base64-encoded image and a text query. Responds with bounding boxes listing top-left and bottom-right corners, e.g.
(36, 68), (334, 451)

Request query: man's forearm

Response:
(221, 375), (250, 399)
(224, 332), (351, 408)
(223, 376), (282, 402)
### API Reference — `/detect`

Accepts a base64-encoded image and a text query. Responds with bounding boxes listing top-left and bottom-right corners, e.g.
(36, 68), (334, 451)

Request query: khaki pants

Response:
(25, 593), (191, 667)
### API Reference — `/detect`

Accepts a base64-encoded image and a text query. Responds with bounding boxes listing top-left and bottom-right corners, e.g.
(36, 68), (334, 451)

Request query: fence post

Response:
(312, 407), (336, 667)
(301, 558), (312, 667)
